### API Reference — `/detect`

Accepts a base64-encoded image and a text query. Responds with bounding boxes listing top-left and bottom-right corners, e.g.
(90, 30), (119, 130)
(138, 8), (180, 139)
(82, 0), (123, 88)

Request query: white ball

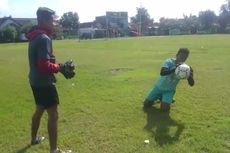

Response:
(144, 140), (150, 144)
(175, 63), (190, 79)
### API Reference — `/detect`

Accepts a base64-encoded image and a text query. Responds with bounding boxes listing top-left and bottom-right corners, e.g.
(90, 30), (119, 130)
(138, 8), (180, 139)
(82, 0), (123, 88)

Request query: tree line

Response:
(130, 0), (230, 35)
(0, 0), (230, 43)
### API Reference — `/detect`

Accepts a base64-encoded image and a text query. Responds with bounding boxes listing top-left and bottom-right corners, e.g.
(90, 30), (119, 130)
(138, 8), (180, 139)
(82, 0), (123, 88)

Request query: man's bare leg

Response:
(31, 105), (45, 144)
(47, 105), (58, 152)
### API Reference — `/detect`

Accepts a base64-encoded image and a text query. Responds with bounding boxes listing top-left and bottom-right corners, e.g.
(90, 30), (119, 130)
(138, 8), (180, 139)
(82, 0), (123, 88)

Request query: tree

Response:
(20, 23), (34, 34)
(218, 0), (230, 32)
(220, 0), (230, 14)
(198, 10), (216, 30)
(59, 12), (79, 36)
(0, 26), (18, 42)
(183, 14), (199, 34)
(159, 18), (179, 35)
(130, 7), (154, 35)
(53, 25), (63, 40)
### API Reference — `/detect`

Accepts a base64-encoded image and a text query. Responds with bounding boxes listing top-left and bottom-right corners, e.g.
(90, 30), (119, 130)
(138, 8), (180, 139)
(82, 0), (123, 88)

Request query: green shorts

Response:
(146, 86), (175, 104)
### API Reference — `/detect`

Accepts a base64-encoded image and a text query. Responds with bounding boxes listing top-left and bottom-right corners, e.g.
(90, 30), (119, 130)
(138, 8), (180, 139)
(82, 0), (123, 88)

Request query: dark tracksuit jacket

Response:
(27, 27), (60, 87)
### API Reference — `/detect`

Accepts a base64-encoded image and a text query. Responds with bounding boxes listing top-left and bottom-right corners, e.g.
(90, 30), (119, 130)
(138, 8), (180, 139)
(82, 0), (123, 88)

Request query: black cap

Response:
(36, 7), (56, 22)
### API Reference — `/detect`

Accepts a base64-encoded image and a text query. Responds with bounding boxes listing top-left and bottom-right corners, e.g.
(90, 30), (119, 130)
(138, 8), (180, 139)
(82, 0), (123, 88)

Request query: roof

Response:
(0, 17), (11, 25)
(0, 17), (37, 28)
(13, 18), (37, 25)
(79, 22), (94, 28)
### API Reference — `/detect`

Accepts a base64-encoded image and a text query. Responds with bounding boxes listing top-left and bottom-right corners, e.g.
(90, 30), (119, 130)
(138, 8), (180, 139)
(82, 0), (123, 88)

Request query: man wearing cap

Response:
(27, 7), (75, 153)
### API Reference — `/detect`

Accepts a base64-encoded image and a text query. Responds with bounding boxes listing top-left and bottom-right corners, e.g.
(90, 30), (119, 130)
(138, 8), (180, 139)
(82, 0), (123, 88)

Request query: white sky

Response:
(0, 0), (227, 22)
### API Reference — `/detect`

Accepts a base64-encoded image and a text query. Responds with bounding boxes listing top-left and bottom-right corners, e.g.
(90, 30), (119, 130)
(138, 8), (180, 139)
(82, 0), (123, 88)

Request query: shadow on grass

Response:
(143, 106), (184, 146)
(15, 144), (31, 153)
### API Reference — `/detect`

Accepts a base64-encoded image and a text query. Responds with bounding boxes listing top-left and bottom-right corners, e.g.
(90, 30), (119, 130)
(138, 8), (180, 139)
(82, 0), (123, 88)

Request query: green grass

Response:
(0, 35), (230, 153)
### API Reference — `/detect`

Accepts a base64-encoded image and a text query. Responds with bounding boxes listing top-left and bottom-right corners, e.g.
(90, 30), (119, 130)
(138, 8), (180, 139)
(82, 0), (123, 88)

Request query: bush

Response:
(0, 26), (18, 43)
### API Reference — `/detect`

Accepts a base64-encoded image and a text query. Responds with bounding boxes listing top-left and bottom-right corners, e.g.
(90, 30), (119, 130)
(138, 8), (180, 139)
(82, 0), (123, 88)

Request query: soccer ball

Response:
(175, 63), (190, 79)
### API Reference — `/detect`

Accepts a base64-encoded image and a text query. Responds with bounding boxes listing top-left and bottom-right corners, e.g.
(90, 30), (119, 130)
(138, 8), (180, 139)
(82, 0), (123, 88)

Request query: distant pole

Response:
(78, 22), (80, 42)
(139, 13), (141, 35)
(139, 2), (142, 36)
(106, 16), (109, 38)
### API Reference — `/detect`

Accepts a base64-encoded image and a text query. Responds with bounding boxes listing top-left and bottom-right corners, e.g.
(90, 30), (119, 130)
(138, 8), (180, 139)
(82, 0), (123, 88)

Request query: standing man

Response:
(27, 7), (75, 153)
(143, 48), (195, 112)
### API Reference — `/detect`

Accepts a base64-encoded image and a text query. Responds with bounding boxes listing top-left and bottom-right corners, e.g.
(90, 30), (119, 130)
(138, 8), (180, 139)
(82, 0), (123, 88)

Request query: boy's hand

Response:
(176, 63), (182, 68)
(189, 66), (193, 78)
(187, 66), (194, 86)
(59, 59), (76, 79)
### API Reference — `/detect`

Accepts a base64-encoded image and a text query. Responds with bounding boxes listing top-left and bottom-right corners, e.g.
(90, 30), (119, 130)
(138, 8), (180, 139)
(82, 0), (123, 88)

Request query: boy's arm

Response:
(160, 62), (181, 76)
(160, 67), (176, 76)
(160, 59), (181, 76)
(38, 59), (60, 74)
(187, 66), (195, 86)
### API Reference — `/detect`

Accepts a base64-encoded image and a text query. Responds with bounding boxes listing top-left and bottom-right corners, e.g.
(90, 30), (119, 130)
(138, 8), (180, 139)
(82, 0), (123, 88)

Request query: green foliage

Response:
(0, 35), (230, 153)
(198, 10), (216, 30)
(60, 12), (79, 32)
(219, 0), (230, 32)
(0, 26), (18, 42)
(20, 23), (34, 33)
(182, 15), (200, 34)
(130, 7), (154, 35)
(59, 12), (79, 38)
(53, 25), (64, 40)
(129, 1), (229, 35)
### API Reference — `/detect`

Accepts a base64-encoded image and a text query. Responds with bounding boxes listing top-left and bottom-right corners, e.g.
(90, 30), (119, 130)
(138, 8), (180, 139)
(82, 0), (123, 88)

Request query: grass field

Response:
(0, 35), (230, 153)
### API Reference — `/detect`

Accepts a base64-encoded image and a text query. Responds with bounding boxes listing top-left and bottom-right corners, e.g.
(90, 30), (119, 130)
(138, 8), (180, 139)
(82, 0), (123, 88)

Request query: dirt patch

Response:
(107, 67), (133, 74)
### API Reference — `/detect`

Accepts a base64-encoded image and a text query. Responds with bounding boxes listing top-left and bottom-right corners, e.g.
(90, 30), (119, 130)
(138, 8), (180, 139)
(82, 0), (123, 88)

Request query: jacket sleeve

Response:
(37, 35), (60, 74)
(38, 59), (60, 74)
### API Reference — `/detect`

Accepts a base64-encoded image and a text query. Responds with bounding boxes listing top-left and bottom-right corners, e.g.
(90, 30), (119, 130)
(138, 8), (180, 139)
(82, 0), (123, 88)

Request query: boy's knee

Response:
(143, 99), (153, 107)
(48, 110), (58, 121)
(49, 113), (58, 122)
(160, 102), (170, 112)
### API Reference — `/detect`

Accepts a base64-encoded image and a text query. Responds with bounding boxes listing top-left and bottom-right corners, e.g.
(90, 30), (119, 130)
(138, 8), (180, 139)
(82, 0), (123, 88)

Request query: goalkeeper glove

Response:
(59, 59), (76, 79)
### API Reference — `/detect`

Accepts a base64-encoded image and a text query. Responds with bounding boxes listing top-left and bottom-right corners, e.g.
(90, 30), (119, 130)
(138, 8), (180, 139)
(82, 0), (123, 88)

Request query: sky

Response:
(0, 0), (227, 22)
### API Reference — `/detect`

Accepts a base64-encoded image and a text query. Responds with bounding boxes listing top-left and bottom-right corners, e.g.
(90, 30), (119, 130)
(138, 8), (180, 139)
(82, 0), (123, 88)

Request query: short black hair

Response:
(36, 7), (55, 22)
(177, 48), (190, 55)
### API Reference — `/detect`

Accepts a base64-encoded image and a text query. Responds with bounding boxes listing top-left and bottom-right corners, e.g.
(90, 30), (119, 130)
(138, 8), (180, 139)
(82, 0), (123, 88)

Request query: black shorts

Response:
(30, 85), (59, 109)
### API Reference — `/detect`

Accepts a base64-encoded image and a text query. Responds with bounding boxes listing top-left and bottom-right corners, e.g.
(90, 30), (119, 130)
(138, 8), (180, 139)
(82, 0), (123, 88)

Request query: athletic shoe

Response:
(52, 149), (72, 153)
(31, 136), (45, 145)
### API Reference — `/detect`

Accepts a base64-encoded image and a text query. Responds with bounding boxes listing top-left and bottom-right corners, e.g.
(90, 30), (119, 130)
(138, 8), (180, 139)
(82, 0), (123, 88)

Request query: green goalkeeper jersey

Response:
(155, 58), (180, 91)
